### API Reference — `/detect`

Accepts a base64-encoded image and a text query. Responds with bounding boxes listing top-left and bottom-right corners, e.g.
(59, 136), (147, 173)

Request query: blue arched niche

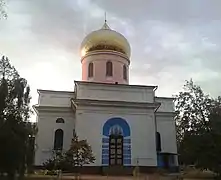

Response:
(103, 117), (130, 137)
(102, 117), (131, 166)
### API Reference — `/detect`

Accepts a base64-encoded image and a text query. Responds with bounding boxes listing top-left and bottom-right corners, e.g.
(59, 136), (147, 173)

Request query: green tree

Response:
(175, 79), (213, 144)
(0, 0), (7, 19)
(43, 130), (95, 173)
(26, 122), (38, 173)
(65, 130), (95, 169)
(43, 151), (68, 172)
(195, 102), (221, 175)
(175, 79), (221, 175)
(0, 56), (33, 180)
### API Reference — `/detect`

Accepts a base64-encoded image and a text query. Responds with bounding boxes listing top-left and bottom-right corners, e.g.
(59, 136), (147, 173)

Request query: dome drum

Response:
(80, 22), (130, 84)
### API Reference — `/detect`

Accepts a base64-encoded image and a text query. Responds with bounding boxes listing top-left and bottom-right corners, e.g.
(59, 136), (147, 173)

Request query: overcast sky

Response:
(0, 0), (221, 118)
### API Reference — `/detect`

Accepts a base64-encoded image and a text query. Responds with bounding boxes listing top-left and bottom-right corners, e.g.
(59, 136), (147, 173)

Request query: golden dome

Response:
(80, 22), (131, 58)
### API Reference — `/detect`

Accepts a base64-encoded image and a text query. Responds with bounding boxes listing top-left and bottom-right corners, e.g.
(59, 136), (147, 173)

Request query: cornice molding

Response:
(37, 89), (74, 95)
(72, 98), (161, 110)
(74, 80), (158, 91)
(155, 111), (176, 117)
(33, 105), (73, 114)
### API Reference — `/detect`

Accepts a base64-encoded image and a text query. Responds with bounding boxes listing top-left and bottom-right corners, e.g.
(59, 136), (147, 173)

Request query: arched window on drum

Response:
(106, 61), (113, 76)
(123, 65), (127, 80)
(88, 62), (94, 78)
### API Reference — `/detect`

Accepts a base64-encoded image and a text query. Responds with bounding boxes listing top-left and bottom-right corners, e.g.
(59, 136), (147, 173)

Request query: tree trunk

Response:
(18, 172), (24, 180)
(7, 171), (15, 180)
(18, 152), (26, 180)
(0, 173), (5, 180)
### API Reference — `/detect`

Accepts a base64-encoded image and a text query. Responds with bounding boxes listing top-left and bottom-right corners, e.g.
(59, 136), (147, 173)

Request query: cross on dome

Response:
(80, 16), (131, 58)
(102, 12), (111, 30)
(101, 22), (111, 30)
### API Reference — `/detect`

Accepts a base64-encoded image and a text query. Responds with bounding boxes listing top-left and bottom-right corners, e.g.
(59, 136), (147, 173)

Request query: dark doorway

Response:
(156, 132), (161, 152)
(109, 135), (123, 166)
(162, 154), (170, 169)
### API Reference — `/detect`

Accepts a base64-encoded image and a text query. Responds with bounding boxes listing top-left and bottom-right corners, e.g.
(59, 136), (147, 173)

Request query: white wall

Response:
(75, 105), (157, 167)
(35, 85), (178, 167)
(155, 97), (178, 166)
(35, 110), (75, 165)
(156, 114), (177, 154)
(155, 97), (174, 112)
(75, 81), (156, 103)
(38, 90), (74, 107)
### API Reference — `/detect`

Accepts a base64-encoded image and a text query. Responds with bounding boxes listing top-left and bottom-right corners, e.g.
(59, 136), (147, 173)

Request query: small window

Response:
(156, 132), (161, 152)
(88, 62), (94, 78)
(54, 129), (64, 150)
(106, 61), (113, 76)
(56, 118), (64, 123)
(123, 65), (127, 80)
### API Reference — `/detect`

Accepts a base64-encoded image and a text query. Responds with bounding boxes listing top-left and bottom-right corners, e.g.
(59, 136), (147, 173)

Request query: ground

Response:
(26, 169), (215, 180)
(16, 174), (181, 180)
(23, 175), (161, 180)
(1, 169), (215, 180)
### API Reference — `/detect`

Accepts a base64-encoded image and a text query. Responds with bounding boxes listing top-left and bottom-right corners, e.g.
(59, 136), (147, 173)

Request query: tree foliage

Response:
(175, 79), (213, 143)
(0, 0), (7, 19)
(43, 130), (95, 172)
(66, 130), (95, 167)
(175, 79), (221, 175)
(0, 56), (35, 179)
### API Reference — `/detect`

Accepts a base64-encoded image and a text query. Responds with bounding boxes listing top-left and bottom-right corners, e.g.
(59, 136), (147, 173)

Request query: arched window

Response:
(54, 129), (64, 150)
(156, 132), (161, 152)
(106, 61), (113, 76)
(88, 62), (94, 78)
(56, 118), (64, 123)
(123, 65), (127, 80)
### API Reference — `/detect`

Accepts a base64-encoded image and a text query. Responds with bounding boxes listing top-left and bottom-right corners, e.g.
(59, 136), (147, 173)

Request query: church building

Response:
(33, 21), (178, 174)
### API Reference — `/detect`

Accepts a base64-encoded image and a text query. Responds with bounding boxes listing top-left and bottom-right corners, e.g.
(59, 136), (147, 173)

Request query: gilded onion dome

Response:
(80, 22), (131, 58)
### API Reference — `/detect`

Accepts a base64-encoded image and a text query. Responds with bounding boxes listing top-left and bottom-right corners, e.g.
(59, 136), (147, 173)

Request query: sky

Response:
(0, 0), (221, 120)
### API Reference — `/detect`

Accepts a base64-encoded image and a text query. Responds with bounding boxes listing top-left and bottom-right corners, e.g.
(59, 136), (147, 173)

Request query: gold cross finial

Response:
(105, 12), (107, 23)
(101, 12), (110, 30)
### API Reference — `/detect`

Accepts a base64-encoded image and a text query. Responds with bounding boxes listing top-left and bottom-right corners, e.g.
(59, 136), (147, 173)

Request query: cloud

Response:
(95, 0), (221, 23)
(0, 0), (221, 118)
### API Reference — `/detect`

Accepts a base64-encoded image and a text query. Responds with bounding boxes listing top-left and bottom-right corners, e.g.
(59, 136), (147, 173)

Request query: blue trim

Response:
(103, 117), (130, 137)
(123, 159), (131, 165)
(123, 145), (131, 149)
(124, 139), (131, 143)
(102, 145), (109, 148)
(102, 117), (131, 166)
(102, 149), (109, 155)
(102, 154), (109, 159)
(123, 149), (131, 154)
(102, 138), (109, 143)
(124, 154), (131, 158)
(102, 159), (109, 165)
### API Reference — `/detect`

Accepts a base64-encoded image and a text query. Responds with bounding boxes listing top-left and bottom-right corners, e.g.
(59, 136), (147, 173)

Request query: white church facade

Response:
(34, 22), (178, 174)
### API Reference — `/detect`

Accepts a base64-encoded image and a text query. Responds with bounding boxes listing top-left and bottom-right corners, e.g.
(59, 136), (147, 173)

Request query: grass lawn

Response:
(182, 169), (216, 179)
